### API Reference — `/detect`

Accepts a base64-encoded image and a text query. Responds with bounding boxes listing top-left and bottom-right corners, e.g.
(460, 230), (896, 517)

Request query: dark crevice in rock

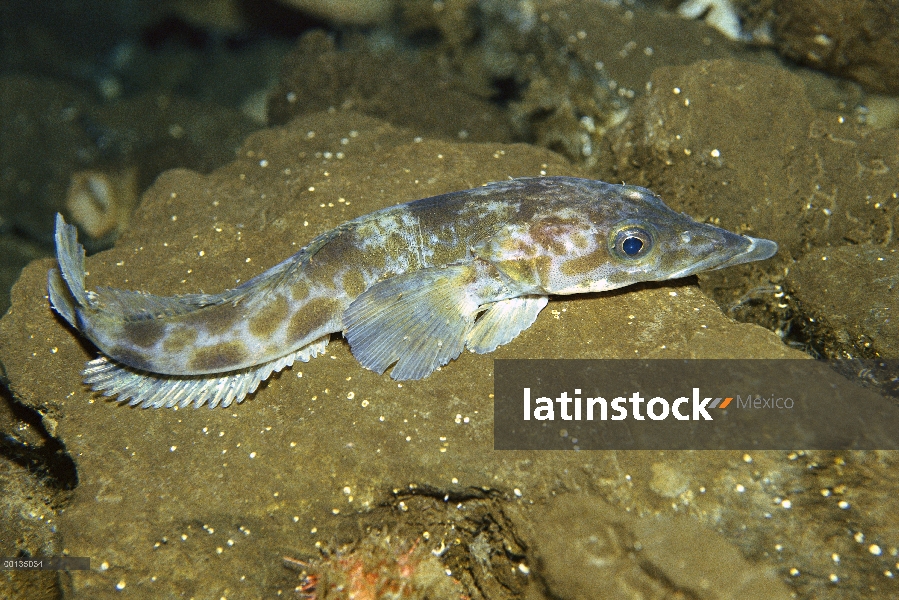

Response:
(0, 383), (78, 491)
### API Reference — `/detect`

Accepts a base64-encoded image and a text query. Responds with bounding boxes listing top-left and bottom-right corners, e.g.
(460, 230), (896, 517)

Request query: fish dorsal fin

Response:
(343, 264), (485, 380)
(466, 295), (548, 354)
(227, 223), (349, 297)
(92, 287), (225, 321)
(91, 223), (350, 323)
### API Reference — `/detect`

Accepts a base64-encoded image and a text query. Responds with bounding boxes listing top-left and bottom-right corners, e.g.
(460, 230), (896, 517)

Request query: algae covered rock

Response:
(0, 109), (812, 598)
(787, 245), (899, 360)
(602, 58), (897, 259)
(514, 494), (792, 600)
(771, 0), (899, 95)
(600, 58), (899, 335)
(268, 30), (512, 143)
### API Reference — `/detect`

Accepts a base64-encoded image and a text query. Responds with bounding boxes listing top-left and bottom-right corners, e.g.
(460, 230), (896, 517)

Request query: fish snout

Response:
(711, 236), (778, 271)
(665, 231), (778, 280)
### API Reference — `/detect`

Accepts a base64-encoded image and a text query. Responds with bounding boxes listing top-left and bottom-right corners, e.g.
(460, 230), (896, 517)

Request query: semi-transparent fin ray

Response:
(53, 214), (88, 307)
(343, 265), (479, 381)
(82, 335), (329, 409)
(466, 295), (548, 354)
(48, 268), (77, 328)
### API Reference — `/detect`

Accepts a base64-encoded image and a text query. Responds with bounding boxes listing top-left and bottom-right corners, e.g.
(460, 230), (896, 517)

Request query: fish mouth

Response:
(710, 236), (778, 270)
(667, 236), (778, 279)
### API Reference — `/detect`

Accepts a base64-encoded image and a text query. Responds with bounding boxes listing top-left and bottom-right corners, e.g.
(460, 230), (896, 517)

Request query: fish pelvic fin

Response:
(465, 295), (548, 354)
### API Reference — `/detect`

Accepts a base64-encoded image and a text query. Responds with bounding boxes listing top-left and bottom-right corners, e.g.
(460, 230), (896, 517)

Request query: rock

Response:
(275, 0), (392, 25)
(771, 0), (899, 95)
(422, 0), (742, 165)
(0, 110), (813, 599)
(664, 1), (899, 95)
(513, 494), (792, 600)
(65, 167), (139, 241)
(677, 0), (747, 41)
(0, 233), (48, 317)
(88, 93), (259, 202)
(165, 0), (248, 32)
(0, 420), (63, 600)
(600, 58), (899, 329)
(786, 245), (898, 360)
(268, 31), (513, 143)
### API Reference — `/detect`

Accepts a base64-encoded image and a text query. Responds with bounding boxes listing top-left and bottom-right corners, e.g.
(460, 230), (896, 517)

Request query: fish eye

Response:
(622, 236), (643, 255)
(611, 225), (654, 260)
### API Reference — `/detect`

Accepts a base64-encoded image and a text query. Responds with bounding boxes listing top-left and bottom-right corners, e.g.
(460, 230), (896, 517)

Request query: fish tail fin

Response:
(50, 213), (233, 328)
(49, 213), (90, 327)
(54, 214), (89, 306)
(48, 269), (77, 327)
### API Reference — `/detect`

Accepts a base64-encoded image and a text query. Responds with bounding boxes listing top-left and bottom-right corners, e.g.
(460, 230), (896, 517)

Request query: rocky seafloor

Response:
(1, 1), (898, 599)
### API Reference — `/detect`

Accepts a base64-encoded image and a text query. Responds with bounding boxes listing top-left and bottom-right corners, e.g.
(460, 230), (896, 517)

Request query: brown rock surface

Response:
(0, 234), (48, 316)
(2, 110), (865, 599)
(771, 0), (899, 95)
(1, 1), (898, 598)
(601, 58), (899, 333)
(513, 494), (792, 600)
(787, 245), (898, 360)
(603, 59), (897, 258)
(268, 31), (513, 144)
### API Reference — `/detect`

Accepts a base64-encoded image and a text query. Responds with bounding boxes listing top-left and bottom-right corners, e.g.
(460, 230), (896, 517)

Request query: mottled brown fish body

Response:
(48, 177), (777, 408)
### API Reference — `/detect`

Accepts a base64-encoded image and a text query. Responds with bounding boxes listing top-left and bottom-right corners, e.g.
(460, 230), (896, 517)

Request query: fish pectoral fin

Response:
(343, 265), (487, 381)
(82, 335), (329, 409)
(466, 295), (548, 354)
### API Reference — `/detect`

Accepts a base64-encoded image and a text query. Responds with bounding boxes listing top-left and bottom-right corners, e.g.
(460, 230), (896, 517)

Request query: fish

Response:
(48, 177), (777, 409)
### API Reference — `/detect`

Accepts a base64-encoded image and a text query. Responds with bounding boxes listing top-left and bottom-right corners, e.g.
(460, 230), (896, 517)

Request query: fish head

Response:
(549, 183), (778, 294)
(480, 180), (777, 295)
